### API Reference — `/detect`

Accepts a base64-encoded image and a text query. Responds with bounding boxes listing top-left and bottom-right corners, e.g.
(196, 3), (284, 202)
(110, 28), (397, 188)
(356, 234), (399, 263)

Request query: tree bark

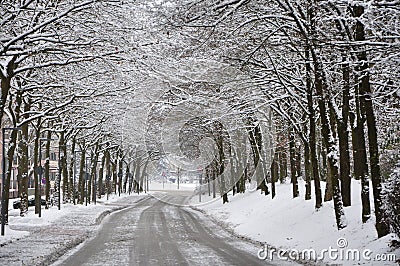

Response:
(69, 138), (76, 204)
(271, 151), (279, 199)
(87, 150), (95, 204)
(351, 110), (371, 223)
(212, 167), (216, 198)
(34, 121), (40, 213)
(140, 158), (150, 193)
(353, 4), (389, 237)
(338, 56), (351, 207)
(112, 157), (117, 194)
(14, 90), (29, 216)
(324, 146), (333, 202)
(118, 152), (123, 196)
(60, 132), (69, 203)
(18, 101), (30, 216)
(134, 155), (141, 194)
(105, 149), (111, 199)
(0, 56), (16, 129)
(3, 129), (18, 224)
(248, 123), (268, 194)
(312, 53), (347, 229)
(230, 149), (236, 196)
(289, 128), (299, 198)
(124, 164), (130, 193)
(44, 128), (52, 208)
(278, 146), (287, 184)
(309, 8), (347, 227)
(221, 173), (229, 204)
(295, 144), (302, 179)
(304, 140), (312, 201)
(306, 43), (322, 208)
(78, 146), (86, 204)
(98, 151), (106, 198)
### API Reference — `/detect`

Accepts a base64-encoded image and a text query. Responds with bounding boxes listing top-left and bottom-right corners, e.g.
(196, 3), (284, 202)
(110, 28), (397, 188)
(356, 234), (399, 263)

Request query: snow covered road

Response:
(53, 191), (278, 266)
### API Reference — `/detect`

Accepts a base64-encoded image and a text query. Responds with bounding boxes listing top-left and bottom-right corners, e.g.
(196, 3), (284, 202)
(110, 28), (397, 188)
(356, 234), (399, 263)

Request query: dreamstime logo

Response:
(144, 60), (276, 206)
(257, 237), (398, 262)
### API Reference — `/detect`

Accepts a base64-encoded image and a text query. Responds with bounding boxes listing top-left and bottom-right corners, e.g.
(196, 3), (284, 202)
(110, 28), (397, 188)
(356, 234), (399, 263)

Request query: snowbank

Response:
(1, 192), (144, 246)
(191, 180), (400, 265)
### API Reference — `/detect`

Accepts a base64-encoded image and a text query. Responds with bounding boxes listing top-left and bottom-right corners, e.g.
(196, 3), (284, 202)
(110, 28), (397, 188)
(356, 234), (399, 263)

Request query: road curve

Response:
(53, 191), (275, 266)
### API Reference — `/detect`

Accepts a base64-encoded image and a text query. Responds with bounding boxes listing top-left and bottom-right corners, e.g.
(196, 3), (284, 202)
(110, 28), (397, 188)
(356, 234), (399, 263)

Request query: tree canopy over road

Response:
(1, 0), (399, 241)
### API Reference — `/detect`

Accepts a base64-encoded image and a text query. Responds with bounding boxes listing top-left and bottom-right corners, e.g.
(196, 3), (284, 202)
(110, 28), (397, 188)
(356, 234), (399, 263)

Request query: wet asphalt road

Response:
(54, 191), (275, 266)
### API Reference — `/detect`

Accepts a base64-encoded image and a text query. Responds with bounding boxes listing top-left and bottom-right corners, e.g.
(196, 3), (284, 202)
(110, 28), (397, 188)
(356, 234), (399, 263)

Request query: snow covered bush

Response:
(384, 163), (400, 238)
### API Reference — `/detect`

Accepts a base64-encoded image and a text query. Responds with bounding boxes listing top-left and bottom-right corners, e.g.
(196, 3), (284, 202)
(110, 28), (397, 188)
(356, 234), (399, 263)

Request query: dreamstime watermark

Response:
(257, 237), (398, 262)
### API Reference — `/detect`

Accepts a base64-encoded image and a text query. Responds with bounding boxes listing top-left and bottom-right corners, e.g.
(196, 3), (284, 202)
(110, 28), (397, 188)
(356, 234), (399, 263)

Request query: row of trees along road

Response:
(163, 0), (400, 239)
(0, 0), (152, 226)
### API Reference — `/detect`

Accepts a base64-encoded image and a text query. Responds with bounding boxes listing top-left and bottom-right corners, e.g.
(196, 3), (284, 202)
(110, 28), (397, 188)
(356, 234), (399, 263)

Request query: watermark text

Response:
(257, 238), (398, 262)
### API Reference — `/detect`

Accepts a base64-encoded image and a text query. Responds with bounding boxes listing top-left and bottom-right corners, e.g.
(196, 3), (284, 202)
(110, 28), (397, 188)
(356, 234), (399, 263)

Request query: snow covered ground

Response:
(190, 180), (400, 265)
(2, 193), (138, 245)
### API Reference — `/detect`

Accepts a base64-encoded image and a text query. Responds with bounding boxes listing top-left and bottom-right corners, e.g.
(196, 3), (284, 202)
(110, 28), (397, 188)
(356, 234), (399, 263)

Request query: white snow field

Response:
(190, 179), (400, 265)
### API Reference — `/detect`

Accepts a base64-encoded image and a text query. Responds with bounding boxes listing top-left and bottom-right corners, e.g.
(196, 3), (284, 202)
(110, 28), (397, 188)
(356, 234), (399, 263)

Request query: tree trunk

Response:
(220, 173), (229, 204)
(3, 130), (18, 224)
(248, 122), (268, 194)
(212, 168), (216, 198)
(124, 164), (130, 193)
(206, 168), (211, 196)
(241, 164), (246, 193)
(350, 67), (371, 224)
(78, 146), (86, 204)
(351, 112), (371, 222)
(306, 43), (322, 208)
(235, 143), (245, 193)
(0, 56), (16, 129)
(324, 154), (333, 202)
(338, 56), (352, 207)
(105, 149), (111, 199)
(271, 152), (278, 199)
(230, 150), (236, 196)
(98, 152), (106, 198)
(304, 140), (312, 201)
(278, 147), (287, 184)
(60, 132), (69, 203)
(140, 159), (150, 192)
(289, 128), (299, 198)
(88, 142), (99, 203)
(69, 138), (76, 204)
(18, 113), (29, 216)
(44, 128), (52, 208)
(34, 122), (40, 213)
(17, 91), (29, 216)
(112, 157), (117, 194)
(132, 161), (137, 193)
(311, 45), (347, 229)
(353, 4), (389, 237)
(118, 153), (123, 196)
(295, 144), (302, 178)
(134, 157), (141, 194)
(308, 3), (347, 225)
(0, 76), (11, 129)
(319, 137), (328, 182)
